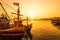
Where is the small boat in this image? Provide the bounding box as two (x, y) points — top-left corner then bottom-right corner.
(51, 17), (60, 26)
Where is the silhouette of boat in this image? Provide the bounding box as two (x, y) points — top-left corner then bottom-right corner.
(0, 2), (33, 40)
(51, 17), (60, 26)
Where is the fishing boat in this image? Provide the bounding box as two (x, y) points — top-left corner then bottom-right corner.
(0, 2), (33, 40)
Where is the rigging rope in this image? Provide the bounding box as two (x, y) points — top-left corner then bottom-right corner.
(0, 0), (16, 11)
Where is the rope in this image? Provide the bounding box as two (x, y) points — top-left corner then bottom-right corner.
(0, 0), (16, 11)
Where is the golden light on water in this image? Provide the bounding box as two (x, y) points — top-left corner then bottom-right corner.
(31, 20), (34, 24)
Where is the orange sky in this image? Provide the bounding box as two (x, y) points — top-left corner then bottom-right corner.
(0, 0), (60, 19)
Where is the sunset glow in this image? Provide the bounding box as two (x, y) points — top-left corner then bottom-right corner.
(27, 11), (35, 18)
(0, 1), (60, 40)
(0, 0), (60, 19)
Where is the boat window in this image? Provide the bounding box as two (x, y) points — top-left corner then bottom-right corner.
(0, 20), (1, 22)
(4, 19), (6, 21)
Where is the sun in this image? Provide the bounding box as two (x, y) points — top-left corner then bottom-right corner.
(27, 12), (35, 18)
(29, 13), (35, 18)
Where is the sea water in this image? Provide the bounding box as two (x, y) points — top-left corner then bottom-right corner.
(22, 20), (60, 40)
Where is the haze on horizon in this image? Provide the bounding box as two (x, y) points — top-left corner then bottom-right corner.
(0, 0), (60, 19)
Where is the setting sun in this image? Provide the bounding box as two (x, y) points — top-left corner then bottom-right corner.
(0, 0), (60, 19)
(28, 12), (35, 18)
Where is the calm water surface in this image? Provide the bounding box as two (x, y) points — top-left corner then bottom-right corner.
(23, 20), (60, 40)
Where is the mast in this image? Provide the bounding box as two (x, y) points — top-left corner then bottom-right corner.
(17, 4), (20, 27)
(13, 3), (20, 27)
(26, 16), (28, 26)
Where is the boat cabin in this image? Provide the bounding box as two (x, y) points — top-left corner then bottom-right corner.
(0, 16), (10, 29)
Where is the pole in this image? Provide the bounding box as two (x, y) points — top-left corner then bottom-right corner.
(17, 5), (19, 27)
(27, 16), (28, 26)
(16, 3), (23, 40)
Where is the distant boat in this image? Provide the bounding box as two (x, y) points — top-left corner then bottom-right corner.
(51, 17), (60, 26)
